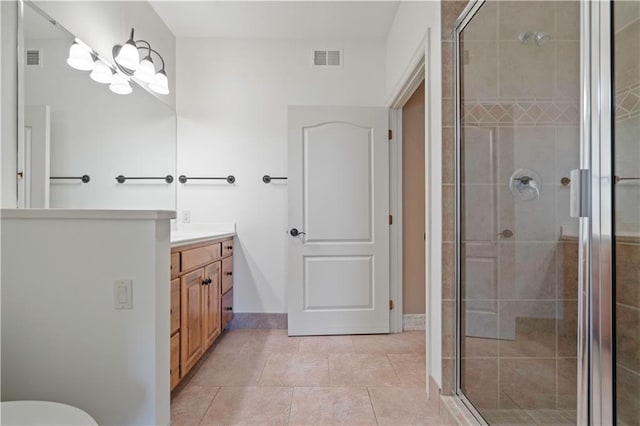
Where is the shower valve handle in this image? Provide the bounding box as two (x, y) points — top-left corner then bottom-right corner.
(497, 229), (514, 238)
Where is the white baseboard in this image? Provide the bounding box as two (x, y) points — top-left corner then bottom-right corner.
(403, 314), (426, 331)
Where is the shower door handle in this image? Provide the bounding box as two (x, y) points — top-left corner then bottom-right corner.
(570, 169), (589, 218)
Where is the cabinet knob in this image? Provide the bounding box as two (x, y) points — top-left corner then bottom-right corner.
(224, 306), (233, 311)
(202, 278), (212, 285)
(226, 272), (233, 276)
(226, 246), (233, 250)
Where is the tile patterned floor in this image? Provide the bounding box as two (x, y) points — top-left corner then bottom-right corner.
(171, 329), (449, 426)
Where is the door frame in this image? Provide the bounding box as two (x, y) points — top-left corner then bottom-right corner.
(586, 1), (615, 423)
(389, 57), (426, 335)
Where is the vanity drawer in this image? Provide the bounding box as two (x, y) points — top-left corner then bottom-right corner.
(222, 239), (234, 257)
(222, 289), (233, 330)
(170, 278), (180, 335)
(171, 253), (180, 277)
(182, 243), (221, 271)
(221, 256), (233, 294)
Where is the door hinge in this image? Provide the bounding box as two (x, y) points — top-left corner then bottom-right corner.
(388, 129), (393, 140)
(389, 300), (394, 310)
(389, 214), (393, 225)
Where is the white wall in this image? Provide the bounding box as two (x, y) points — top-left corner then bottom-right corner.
(385, 1), (442, 387)
(1, 211), (171, 426)
(177, 38), (386, 313)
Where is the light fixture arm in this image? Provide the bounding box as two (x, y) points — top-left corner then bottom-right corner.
(134, 40), (166, 71)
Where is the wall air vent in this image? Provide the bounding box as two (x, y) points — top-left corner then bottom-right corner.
(26, 49), (42, 67)
(312, 49), (343, 68)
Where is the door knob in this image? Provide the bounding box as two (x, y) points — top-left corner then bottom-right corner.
(289, 228), (306, 237)
(497, 229), (513, 238)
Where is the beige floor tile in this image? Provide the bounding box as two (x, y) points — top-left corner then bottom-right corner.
(352, 333), (424, 354)
(210, 330), (253, 354)
(171, 411), (207, 426)
(387, 353), (427, 388)
(259, 353), (330, 386)
(171, 385), (219, 425)
(329, 353), (400, 386)
(288, 387), (377, 425)
(172, 384), (220, 412)
(368, 386), (445, 425)
(298, 335), (355, 353)
(240, 330), (301, 353)
(189, 353), (268, 387)
(199, 386), (293, 425)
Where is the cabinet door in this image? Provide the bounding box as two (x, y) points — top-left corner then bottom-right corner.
(222, 289), (233, 330)
(180, 268), (204, 376)
(171, 278), (180, 335)
(221, 256), (233, 294)
(170, 332), (180, 390)
(203, 262), (222, 348)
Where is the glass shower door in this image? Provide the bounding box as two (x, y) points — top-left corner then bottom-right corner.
(455, 1), (581, 424)
(613, 2), (640, 424)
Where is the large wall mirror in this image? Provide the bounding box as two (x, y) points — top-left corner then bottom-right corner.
(19, 2), (176, 210)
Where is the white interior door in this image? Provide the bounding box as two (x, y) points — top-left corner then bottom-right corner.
(462, 127), (508, 339)
(287, 106), (389, 336)
(18, 105), (51, 208)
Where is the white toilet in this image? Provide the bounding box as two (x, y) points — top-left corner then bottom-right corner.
(0, 401), (98, 425)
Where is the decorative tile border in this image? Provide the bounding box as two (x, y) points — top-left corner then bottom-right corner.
(462, 98), (580, 127)
(615, 83), (640, 121)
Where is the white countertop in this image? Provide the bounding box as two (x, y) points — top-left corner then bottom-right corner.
(1, 209), (176, 220)
(171, 231), (235, 246)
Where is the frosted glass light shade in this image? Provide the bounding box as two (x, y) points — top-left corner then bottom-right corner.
(148, 70), (169, 95)
(90, 61), (113, 84)
(115, 41), (140, 71)
(133, 56), (156, 84)
(109, 73), (132, 95)
(67, 42), (94, 71)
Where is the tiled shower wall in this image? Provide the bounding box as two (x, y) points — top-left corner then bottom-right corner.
(440, 1), (581, 412)
(614, 3), (640, 424)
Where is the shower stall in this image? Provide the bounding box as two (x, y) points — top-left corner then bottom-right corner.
(453, 1), (639, 424)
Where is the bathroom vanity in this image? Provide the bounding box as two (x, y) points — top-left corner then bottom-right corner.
(169, 233), (235, 390)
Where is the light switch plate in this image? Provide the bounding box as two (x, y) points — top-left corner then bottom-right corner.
(114, 279), (133, 309)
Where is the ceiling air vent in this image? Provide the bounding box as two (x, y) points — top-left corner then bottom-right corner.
(312, 49), (342, 68)
(26, 49), (42, 67)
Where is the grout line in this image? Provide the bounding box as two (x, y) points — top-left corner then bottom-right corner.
(286, 387), (295, 425)
(366, 386), (380, 426)
(196, 386), (221, 426)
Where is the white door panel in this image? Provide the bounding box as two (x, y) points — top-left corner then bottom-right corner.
(288, 106), (389, 336)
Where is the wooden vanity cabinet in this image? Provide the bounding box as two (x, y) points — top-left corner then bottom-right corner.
(180, 269), (205, 375)
(203, 262), (222, 348)
(170, 236), (233, 391)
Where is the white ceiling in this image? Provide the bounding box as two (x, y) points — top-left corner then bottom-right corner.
(149, 1), (400, 40)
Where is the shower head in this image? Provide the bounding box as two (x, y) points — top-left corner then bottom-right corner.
(518, 31), (552, 47)
(518, 31), (534, 44)
(535, 32), (551, 46)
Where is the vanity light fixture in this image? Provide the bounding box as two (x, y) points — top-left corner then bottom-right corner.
(89, 61), (114, 84)
(66, 42), (94, 71)
(109, 72), (133, 95)
(113, 28), (170, 95)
